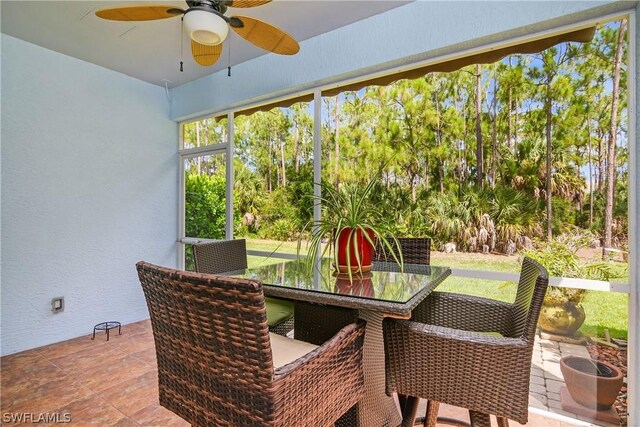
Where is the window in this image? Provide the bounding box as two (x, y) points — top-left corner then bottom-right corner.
(182, 117), (228, 149)
(233, 103), (314, 267)
(180, 116), (228, 270)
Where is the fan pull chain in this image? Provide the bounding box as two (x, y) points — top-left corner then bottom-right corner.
(227, 36), (231, 77)
(179, 17), (184, 72)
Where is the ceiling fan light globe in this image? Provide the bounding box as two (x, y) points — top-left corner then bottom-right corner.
(184, 10), (229, 46)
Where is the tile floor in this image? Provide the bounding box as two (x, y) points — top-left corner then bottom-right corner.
(0, 320), (601, 426)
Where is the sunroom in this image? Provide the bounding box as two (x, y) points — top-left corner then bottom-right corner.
(1, 1), (638, 426)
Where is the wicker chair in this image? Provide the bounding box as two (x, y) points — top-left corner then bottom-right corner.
(137, 261), (366, 427)
(373, 237), (431, 265)
(383, 257), (549, 427)
(192, 239), (294, 336)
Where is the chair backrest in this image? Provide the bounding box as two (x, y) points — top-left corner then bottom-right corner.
(511, 256), (549, 341)
(136, 261), (275, 426)
(373, 237), (431, 265)
(193, 239), (247, 274)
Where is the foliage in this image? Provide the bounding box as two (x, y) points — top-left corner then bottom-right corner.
(188, 22), (629, 259)
(421, 186), (540, 252)
(259, 218), (298, 242)
(523, 233), (620, 305)
(185, 173), (226, 239)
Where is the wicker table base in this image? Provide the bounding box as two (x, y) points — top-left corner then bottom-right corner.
(295, 302), (402, 427)
(358, 310), (403, 427)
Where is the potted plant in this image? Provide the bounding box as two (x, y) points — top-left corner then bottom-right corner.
(560, 355), (624, 409)
(524, 235), (618, 336)
(299, 178), (402, 281)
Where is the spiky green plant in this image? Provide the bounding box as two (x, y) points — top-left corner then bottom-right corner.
(298, 179), (403, 281)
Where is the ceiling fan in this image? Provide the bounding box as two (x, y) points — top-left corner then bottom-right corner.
(95, 0), (300, 68)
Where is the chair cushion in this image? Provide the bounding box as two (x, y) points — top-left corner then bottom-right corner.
(265, 297), (294, 326)
(475, 331), (503, 337)
(269, 333), (318, 368)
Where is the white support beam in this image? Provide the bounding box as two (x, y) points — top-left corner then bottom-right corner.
(226, 113), (234, 240)
(313, 89), (322, 230)
(177, 123), (186, 270)
(627, 8), (638, 427)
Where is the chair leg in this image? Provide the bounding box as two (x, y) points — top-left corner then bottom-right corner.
(497, 416), (509, 427)
(423, 400), (439, 427)
(469, 411), (491, 427)
(398, 394), (408, 413)
(400, 396), (420, 427)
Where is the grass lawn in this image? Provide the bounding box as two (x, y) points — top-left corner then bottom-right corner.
(244, 238), (629, 340)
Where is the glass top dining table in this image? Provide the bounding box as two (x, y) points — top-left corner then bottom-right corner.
(227, 258), (451, 427)
(227, 258), (451, 318)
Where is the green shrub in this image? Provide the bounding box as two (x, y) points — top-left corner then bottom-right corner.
(185, 173), (226, 239)
(258, 218), (298, 241)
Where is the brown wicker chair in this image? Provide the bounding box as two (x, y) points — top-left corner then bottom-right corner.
(383, 257), (549, 427)
(373, 237), (431, 265)
(137, 261), (366, 427)
(192, 239), (294, 336)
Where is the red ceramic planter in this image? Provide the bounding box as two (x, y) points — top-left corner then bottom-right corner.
(560, 355), (623, 410)
(336, 228), (374, 271)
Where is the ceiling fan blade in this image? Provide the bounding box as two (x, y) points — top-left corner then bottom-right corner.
(231, 16), (299, 55)
(228, 0), (272, 8)
(95, 5), (184, 21)
(191, 40), (222, 67)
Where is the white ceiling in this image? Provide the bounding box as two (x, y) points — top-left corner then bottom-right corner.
(1, 1), (409, 88)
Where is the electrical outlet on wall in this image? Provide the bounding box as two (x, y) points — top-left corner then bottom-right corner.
(51, 297), (64, 313)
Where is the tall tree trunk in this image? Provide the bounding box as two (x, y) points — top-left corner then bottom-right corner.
(267, 135), (272, 192)
(410, 173), (417, 204)
(433, 77), (444, 193)
(587, 112), (594, 226)
(490, 66), (498, 189)
(454, 86), (464, 182)
(475, 64), (484, 188)
(545, 79), (553, 241)
(424, 155), (429, 191)
(514, 97), (519, 156)
(279, 129), (286, 187)
(603, 19), (626, 256)
(196, 122), (202, 173)
(507, 57), (513, 153)
(462, 111), (468, 183)
(205, 119), (211, 146)
(294, 118), (300, 173)
(598, 134), (605, 192)
(334, 96), (341, 189)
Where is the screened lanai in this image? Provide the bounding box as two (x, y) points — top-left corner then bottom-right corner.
(1, 1), (639, 426)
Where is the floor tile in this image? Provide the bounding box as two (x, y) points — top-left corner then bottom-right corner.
(2, 374), (96, 415)
(128, 349), (157, 368)
(113, 333), (154, 356)
(129, 404), (190, 427)
(73, 353), (154, 393)
(101, 371), (159, 417)
(48, 343), (125, 374)
(36, 334), (109, 360)
(50, 395), (127, 425)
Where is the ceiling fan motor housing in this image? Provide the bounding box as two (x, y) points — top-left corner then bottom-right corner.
(183, 7), (229, 46)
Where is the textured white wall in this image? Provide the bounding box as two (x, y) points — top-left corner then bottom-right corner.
(170, 1), (632, 120)
(0, 35), (179, 356)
